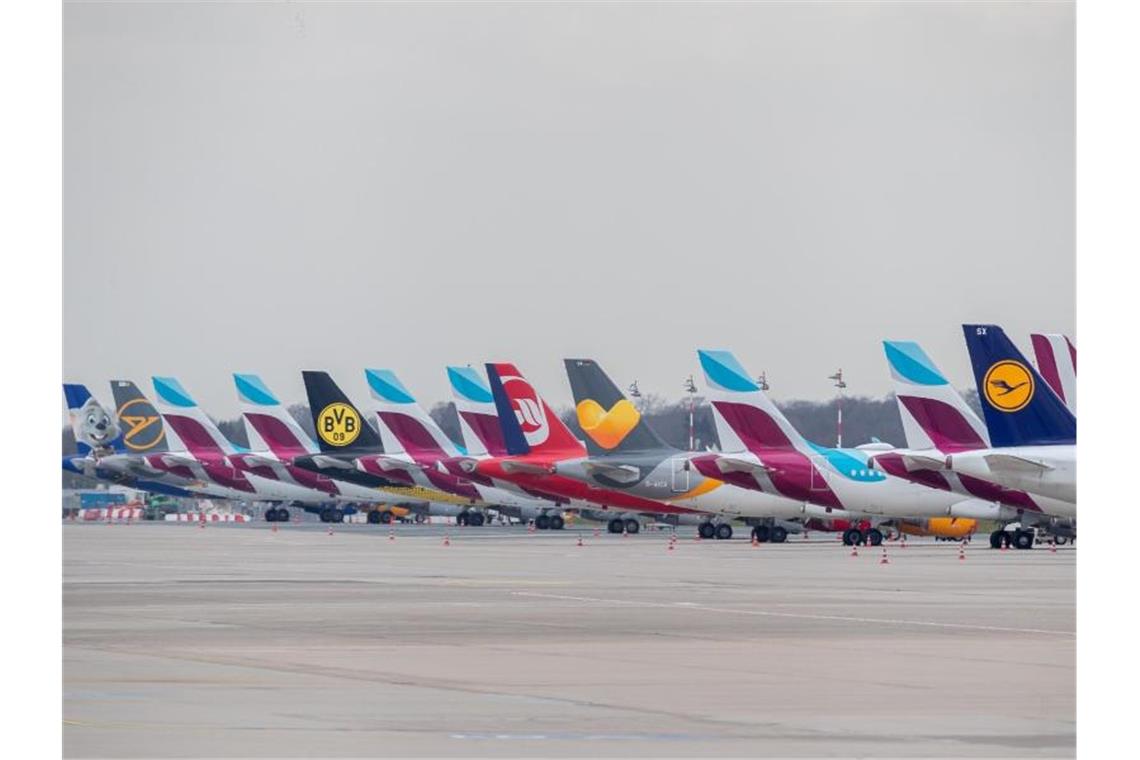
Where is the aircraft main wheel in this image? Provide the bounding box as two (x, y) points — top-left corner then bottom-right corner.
(868, 529), (884, 546)
(549, 515), (565, 530)
(752, 525), (770, 543)
(457, 512), (469, 527)
(989, 530), (1005, 549)
(1013, 529), (1034, 550)
(715, 523), (733, 540)
(277, 508), (289, 522)
(319, 508), (331, 523)
(698, 522), (716, 540)
(842, 528), (862, 546)
(608, 518), (624, 534)
(380, 510), (393, 524)
(535, 514), (551, 530)
(1055, 536), (1068, 546)
(770, 526), (788, 543)
(469, 512), (485, 527)
(265, 509), (277, 522)
(367, 510), (381, 524)
(330, 507), (345, 523)
(624, 519), (640, 535)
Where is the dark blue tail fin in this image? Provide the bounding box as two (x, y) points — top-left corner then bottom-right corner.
(962, 324), (1076, 446)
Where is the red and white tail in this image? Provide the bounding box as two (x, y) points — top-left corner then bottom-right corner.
(1030, 334), (1077, 414)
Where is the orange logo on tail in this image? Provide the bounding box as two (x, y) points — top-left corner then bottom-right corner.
(576, 399), (641, 450)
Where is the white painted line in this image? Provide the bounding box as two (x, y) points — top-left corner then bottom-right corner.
(510, 591), (1075, 637)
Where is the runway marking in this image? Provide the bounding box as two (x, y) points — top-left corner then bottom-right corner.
(510, 592), (1075, 637)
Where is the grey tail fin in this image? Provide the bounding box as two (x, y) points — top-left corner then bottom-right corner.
(563, 358), (668, 456)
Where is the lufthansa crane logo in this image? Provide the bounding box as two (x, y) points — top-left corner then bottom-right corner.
(317, 402), (361, 446)
(983, 360), (1034, 412)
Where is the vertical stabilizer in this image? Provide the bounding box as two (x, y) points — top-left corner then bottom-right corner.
(882, 341), (989, 452)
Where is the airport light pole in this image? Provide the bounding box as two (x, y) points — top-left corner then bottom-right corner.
(756, 372), (770, 391)
(828, 369), (846, 448)
(684, 375), (698, 451)
(627, 380), (642, 410)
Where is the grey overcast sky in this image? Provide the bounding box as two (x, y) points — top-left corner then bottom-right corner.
(64, 1), (1074, 419)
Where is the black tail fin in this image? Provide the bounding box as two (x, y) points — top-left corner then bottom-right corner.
(563, 359), (668, 456)
(301, 371), (383, 453)
(108, 380), (170, 454)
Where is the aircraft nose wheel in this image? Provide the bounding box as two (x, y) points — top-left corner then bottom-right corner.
(769, 525), (787, 543)
(842, 528), (863, 546)
(751, 525), (770, 543)
(867, 529), (883, 546)
(535, 514), (551, 530)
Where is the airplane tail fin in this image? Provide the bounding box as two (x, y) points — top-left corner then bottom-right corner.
(447, 365), (503, 457)
(882, 341), (989, 452)
(962, 325), (1076, 446)
(696, 349), (807, 453)
(151, 377), (237, 455)
(364, 369), (460, 458)
(300, 371), (384, 454)
(234, 374), (317, 456)
(1030, 334), (1077, 414)
(485, 362), (583, 457)
(64, 384), (122, 456)
(564, 359), (666, 455)
(109, 380), (173, 454)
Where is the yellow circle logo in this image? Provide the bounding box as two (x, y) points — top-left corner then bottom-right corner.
(317, 402), (361, 446)
(983, 360), (1034, 412)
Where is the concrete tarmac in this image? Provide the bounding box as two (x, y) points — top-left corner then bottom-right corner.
(64, 522), (1075, 757)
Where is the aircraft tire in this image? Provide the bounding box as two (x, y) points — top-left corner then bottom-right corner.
(842, 528), (862, 546)
(715, 523), (733, 540)
(549, 515), (565, 530)
(535, 515), (551, 530)
(698, 522), (716, 540)
(607, 518), (624, 534)
(624, 518), (640, 535)
(770, 526), (788, 543)
(989, 530), (1005, 549)
(380, 510), (393, 524)
(752, 525), (770, 543)
(319, 508), (331, 523)
(265, 509), (277, 523)
(868, 529), (884, 546)
(1013, 529), (1034, 550)
(277, 508), (289, 522)
(330, 507), (345, 523)
(367, 510), (382, 525)
(470, 512), (485, 527)
(457, 512), (469, 527)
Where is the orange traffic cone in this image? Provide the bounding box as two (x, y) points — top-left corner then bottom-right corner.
(1050, 540), (1057, 554)
(577, 535), (584, 547)
(271, 523), (278, 534)
(443, 534), (451, 547)
(327, 525), (333, 536)
(388, 528), (395, 542)
(593, 528), (600, 538)
(958, 544), (966, 561)
(751, 535), (759, 547)
(850, 543), (858, 557)
(880, 547), (890, 565)
(900, 535), (907, 549)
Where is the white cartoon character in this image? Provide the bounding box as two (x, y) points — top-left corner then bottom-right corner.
(74, 397), (121, 455)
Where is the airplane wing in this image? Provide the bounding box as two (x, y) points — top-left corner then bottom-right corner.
(983, 453), (1054, 473)
(581, 461), (641, 484)
(502, 460), (555, 475)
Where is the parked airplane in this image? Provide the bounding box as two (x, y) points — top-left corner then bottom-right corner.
(871, 340), (1075, 549)
(937, 325), (1077, 507)
(444, 365), (587, 528)
(62, 383), (196, 498)
(690, 350), (998, 545)
(472, 362), (710, 534)
(1030, 333), (1076, 414)
(554, 358), (856, 541)
(291, 371), (490, 523)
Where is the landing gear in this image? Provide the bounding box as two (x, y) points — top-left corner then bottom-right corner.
(468, 511), (485, 527)
(698, 522), (716, 540)
(752, 525), (770, 543)
(769, 525), (787, 544)
(549, 515), (565, 530)
(867, 528), (884, 547)
(624, 518), (640, 535)
(1013, 529), (1034, 550)
(367, 510), (382, 525)
(714, 523), (733, 540)
(607, 518), (625, 534)
(319, 507), (344, 523)
(265, 507), (290, 522)
(989, 530), (1010, 549)
(842, 528), (863, 546)
(535, 514), (551, 530)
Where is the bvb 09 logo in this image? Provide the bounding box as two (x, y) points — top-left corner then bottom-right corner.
(983, 360), (1035, 413)
(318, 402), (361, 446)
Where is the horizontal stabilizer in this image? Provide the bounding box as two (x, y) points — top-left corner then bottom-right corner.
(236, 453), (281, 469)
(901, 454), (949, 471)
(983, 452), (1054, 473)
(581, 461), (642, 484)
(501, 460), (555, 475)
(310, 455), (356, 471)
(362, 455), (421, 473)
(159, 453), (199, 469)
(715, 456), (777, 477)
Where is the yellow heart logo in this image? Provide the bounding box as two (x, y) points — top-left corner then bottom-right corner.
(576, 398), (641, 450)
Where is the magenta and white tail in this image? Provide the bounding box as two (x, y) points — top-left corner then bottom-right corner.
(233, 374), (317, 457)
(1030, 334), (1076, 414)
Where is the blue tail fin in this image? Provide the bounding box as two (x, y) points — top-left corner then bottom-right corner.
(64, 384), (123, 455)
(962, 324), (1076, 446)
